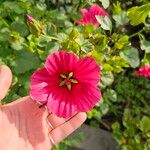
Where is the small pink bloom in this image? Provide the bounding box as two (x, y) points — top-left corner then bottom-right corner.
(30, 51), (101, 118)
(135, 65), (150, 78)
(77, 4), (108, 27)
(26, 14), (34, 23)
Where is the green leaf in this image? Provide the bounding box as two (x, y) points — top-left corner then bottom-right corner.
(0, 28), (10, 42)
(38, 35), (53, 47)
(11, 22), (29, 37)
(18, 72), (31, 85)
(47, 42), (59, 53)
(123, 108), (131, 120)
(115, 35), (129, 50)
(61, 39), (80, 53)
(99, 0), (110, 9)
(120, 47), (140, 68)
(140, 116), (150, 132)
(69, 28), (79, 40)
(113, 2), (122, 15)
(100, 101), (109, 115)
(0, 58), (5, 65)
(103, 63), (113, 72)
(113, 11), (129, 26)
(96, 16), (112, 31)
(104, 89), (117, 102)
(91, 50), (103, 64)
(10, 40), (24, 51)
(90, 34), (108, 52)
(127, 4), (150, 26)
(112, 122), (120, 130)
(87, 109), (101, 120)
(99, 71), (114, 88)
(3, 1), (25, 14)
(143, 53), (150, 64)
(81, 40), (94, 53)
(107, 56), (129, 73)
(140, 39), (150, 53)
(28, 21), (45, 37)
(12, 51), (41, 74)
(83, 24), (95, 38)
(57, 33), (68, 42)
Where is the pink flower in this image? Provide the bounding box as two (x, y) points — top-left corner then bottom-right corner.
(77, 4), (108, 27)
(26, 14), (34, 23)
(30, 51), (101, 118)
(135, 65), (150, 78)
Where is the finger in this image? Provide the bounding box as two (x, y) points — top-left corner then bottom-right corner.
(47, 113), (68, 129)
(49, 112), (87, 144)
(0, 65), (12, 101)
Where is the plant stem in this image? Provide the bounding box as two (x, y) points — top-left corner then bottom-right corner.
(129, 28), (145, 39)
(41, 35), (61, 42)
(0, 16), (9, 27)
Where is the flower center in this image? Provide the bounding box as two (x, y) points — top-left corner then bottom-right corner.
(59, 72), (78, 90)
(65, 78), (71, 84)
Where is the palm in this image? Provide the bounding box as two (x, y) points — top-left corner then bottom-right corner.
(0, 66), (86, 150)
(0, 96), (51, 150)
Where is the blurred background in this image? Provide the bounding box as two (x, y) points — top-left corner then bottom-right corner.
(0, 0), (150, 150)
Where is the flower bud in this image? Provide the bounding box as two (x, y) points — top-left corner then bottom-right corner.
(26, 14), (34, 23)
(26, 14), (45, 37)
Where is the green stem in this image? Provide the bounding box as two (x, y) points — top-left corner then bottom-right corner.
(41, 35), (61, 42)
(129, 28), (145, 39)
(140, 98), (150, 111)
(0, 16), (10, 27)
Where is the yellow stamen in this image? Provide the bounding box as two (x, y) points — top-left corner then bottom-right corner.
(67, 84), (71, 90)
(59, 80), (65, 86)
(71, 79), (78, 83)
(68, 72), (73, 78)
(60, 74), (67, 78)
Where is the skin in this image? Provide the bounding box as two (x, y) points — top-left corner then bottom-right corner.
(0, 65), (87, 150)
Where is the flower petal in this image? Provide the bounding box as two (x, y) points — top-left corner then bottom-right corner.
(45, 50), (78, 75)
(89, 4), (108, 26)
(30, 68), (60, 102)
(90, 4), (108, 17)
(30, 68), (51, 102)
(77, 4), (108, 27)
(77, 87), (101, 111)
(135, 65), (150, 78)
(74, 57), (100, 85)
(47, 87), (77, 118)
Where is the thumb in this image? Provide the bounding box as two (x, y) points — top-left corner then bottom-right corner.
(0, 65), (12, 101)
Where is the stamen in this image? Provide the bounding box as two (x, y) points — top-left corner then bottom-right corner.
(59, 80), (65, 86)
(59, 72), (78, 90)
(60, 74), (67, 78)
(68, 72), (73, 78)
(67, 84), (71, 90)
(71, 79), (78, 83)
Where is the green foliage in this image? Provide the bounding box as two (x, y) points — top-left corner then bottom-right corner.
(140, 39), (150, 53)
(140, 116), (150, 132)
(110, 76), (150, 150)
(96, 16), (112, 31)
(0, 0), (150, 149)
(100, 0), (110, 9)
(120, 47), (140, 68)
(127, 3), (150, 26)
(12, 50), (41, 74)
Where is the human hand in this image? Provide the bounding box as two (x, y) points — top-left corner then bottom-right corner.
(0, 65), (87, 150)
